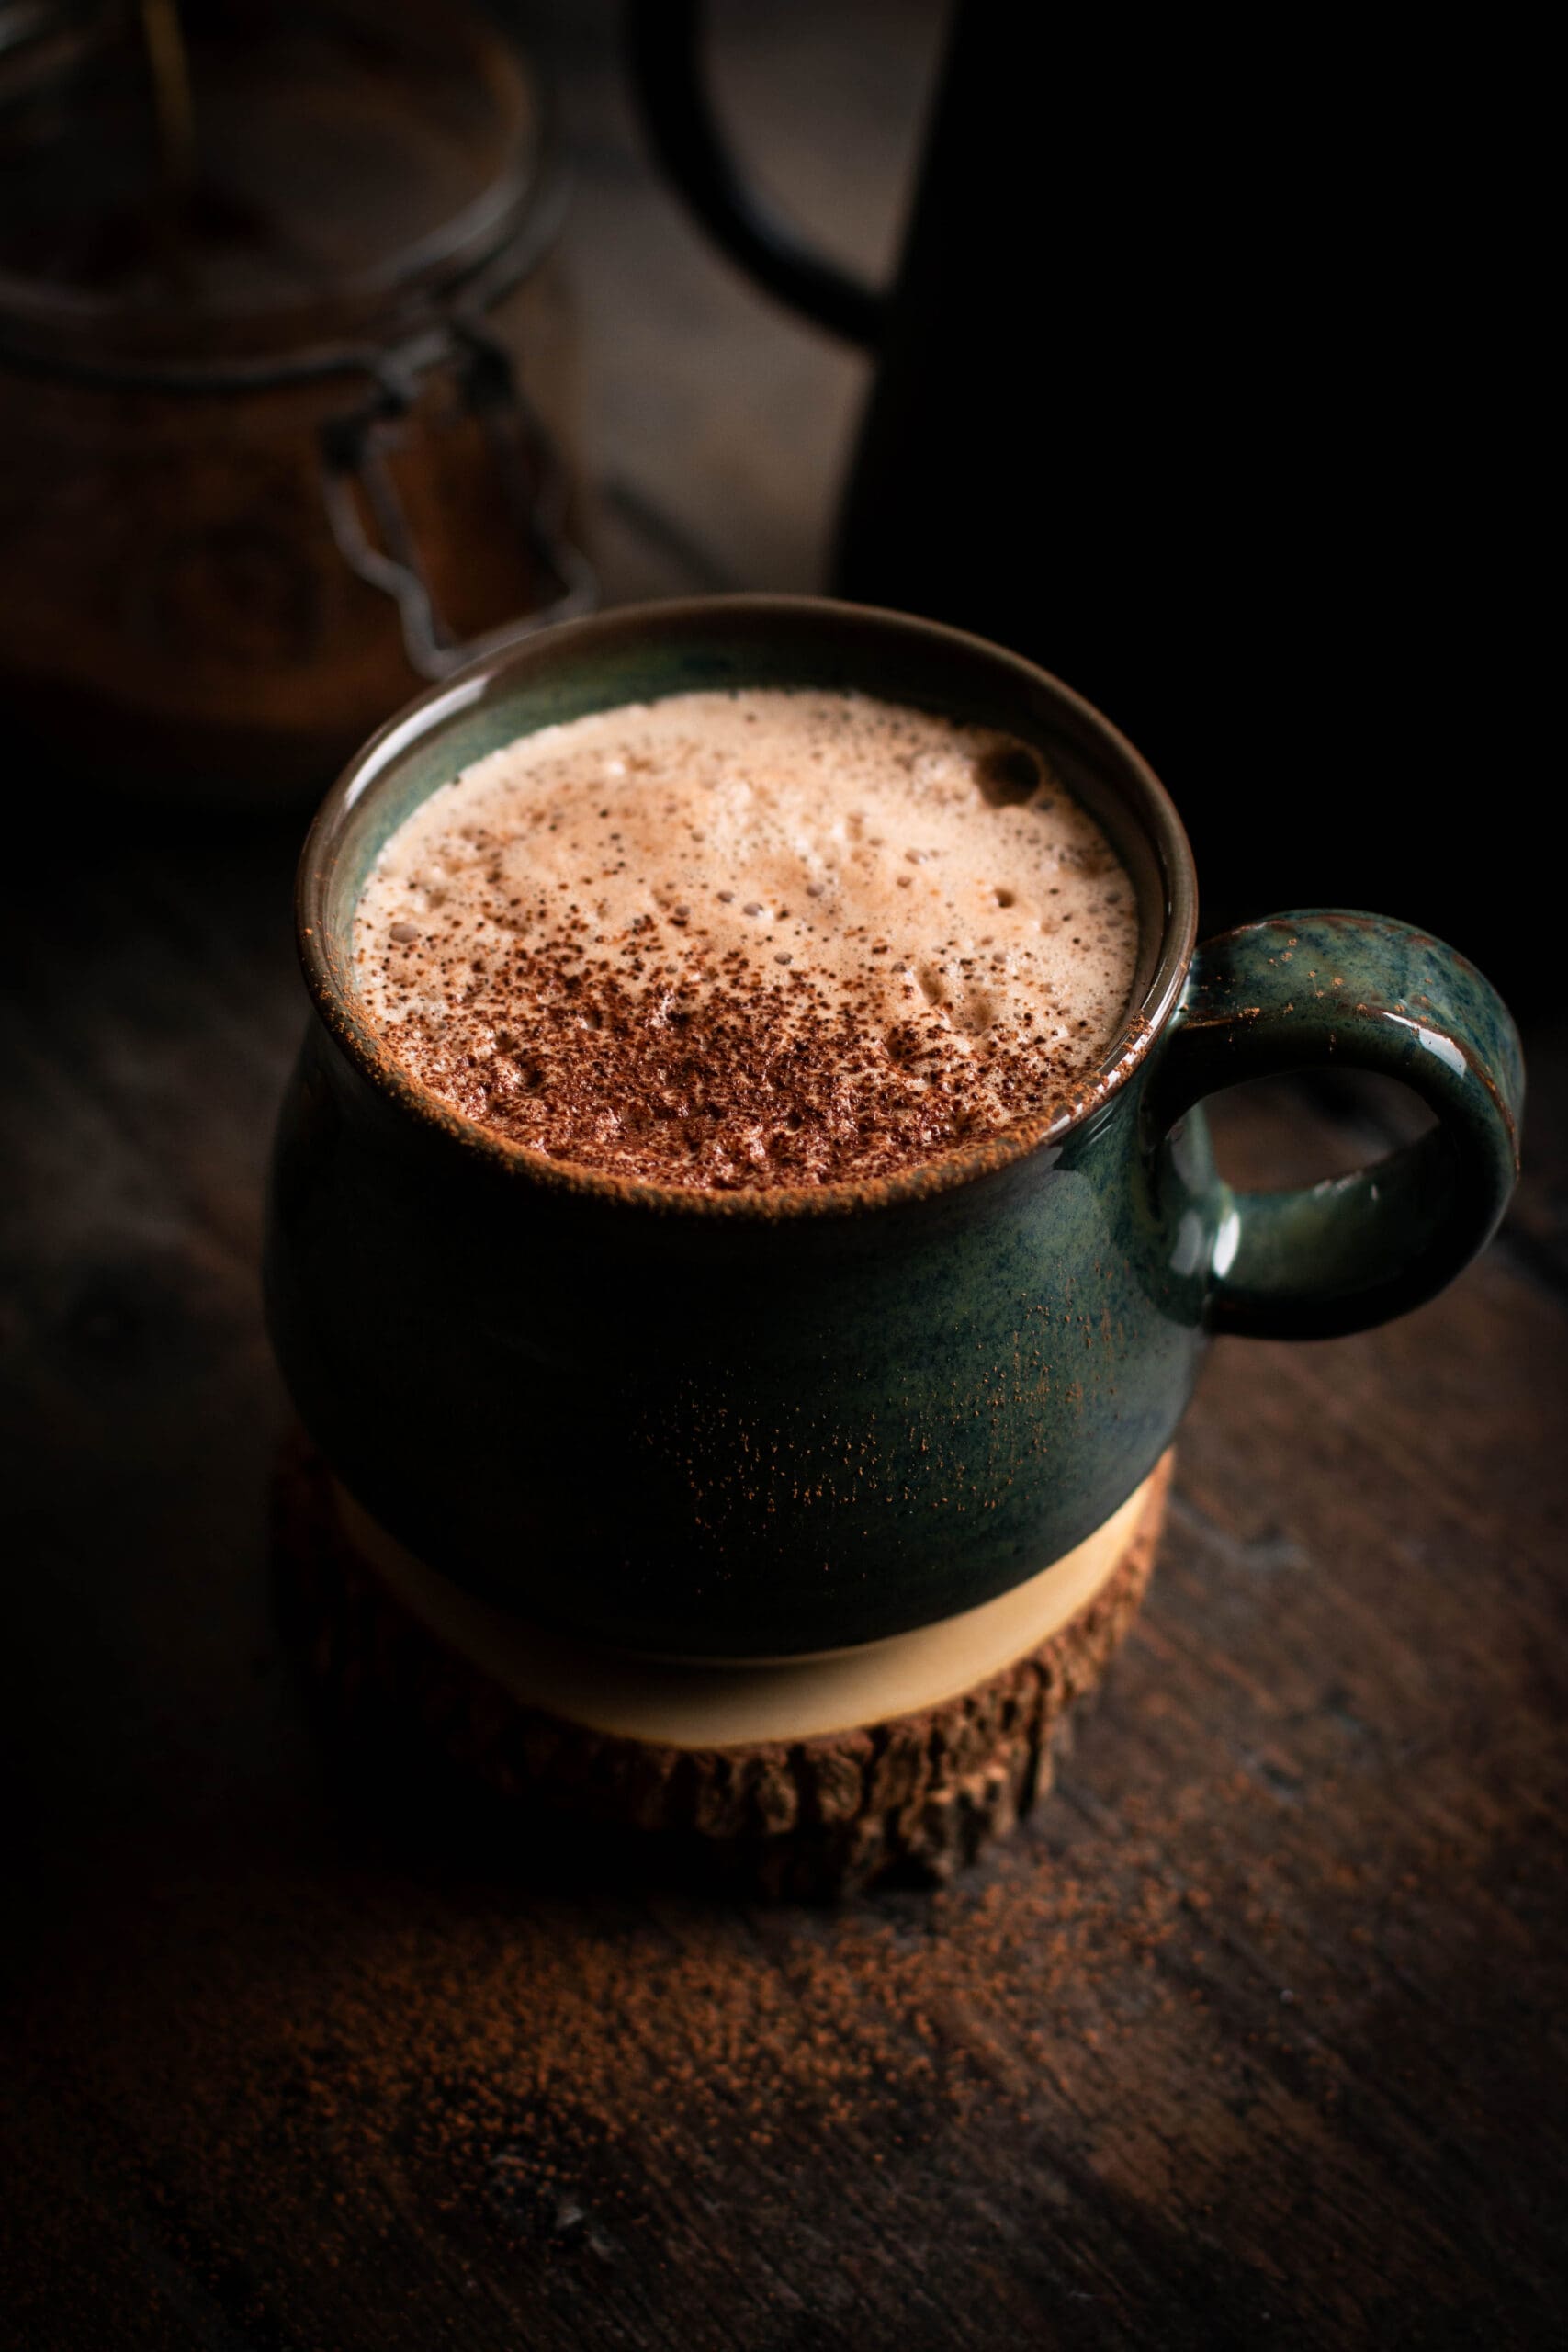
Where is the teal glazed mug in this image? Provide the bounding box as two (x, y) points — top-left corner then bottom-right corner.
(265, 596), (1524, 1657)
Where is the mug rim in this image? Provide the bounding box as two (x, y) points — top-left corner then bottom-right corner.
(296, 593), (1199, 1218)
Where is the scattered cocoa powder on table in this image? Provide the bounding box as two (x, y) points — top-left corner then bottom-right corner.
(16, 1774), (1352, 2262)
(16, 1716), (1483, 2352)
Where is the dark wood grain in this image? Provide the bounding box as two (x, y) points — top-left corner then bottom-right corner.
(4, 7), (1566, 2347)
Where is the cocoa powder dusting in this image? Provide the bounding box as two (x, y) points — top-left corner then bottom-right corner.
(367, 962), (1091, 1190)
(353, 690), (1140, 1189)
(25, 1838), (1185, 2248)
(17, 1770), (1365, 2295)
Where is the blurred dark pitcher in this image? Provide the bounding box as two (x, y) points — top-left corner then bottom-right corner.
(629, 3), (1539, 990)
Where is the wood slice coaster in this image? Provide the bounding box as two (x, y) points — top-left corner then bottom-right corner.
(273, 1433), (1171, 1898)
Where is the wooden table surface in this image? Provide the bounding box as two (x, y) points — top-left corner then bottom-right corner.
(5, 8), (1567, 2346)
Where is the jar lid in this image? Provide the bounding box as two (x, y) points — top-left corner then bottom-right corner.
(0, 0), (558, 376)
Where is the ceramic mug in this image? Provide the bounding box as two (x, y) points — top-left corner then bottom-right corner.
(265, 595), (1523, 1657)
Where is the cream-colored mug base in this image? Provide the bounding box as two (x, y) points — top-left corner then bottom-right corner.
(275, 1436), (1170, 1893)
(334, 1462), (1170, 1749)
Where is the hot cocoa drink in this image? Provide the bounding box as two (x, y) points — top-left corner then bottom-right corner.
(353, 689), (1139, 1189)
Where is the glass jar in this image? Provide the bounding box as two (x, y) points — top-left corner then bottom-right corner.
(0, 0), (592, 802)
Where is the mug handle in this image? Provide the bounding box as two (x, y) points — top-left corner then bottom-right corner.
(1145, 910), (1524, 1340)
(626, 0), (886, 347)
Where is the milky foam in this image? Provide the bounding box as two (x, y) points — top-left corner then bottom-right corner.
(353, 689), (1139, 1189)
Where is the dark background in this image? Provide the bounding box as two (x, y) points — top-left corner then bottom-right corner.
(4, 6), (1566, 2346)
